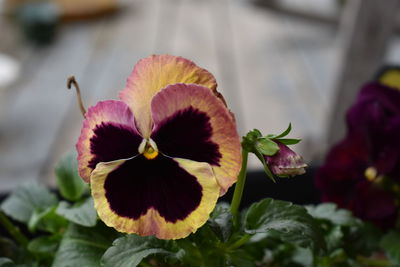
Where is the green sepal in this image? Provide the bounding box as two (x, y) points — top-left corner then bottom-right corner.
(255, 138), (279, 156)
(254, 150), (276, 183)
(268, 123), (292, 139)
(276, 138), (301, 145)
(242, 129), (262, 152)
(242, 129), (277, 182)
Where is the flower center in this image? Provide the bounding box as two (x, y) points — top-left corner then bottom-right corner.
(138, 138), (159, 160)
(364, 166), (377, 182)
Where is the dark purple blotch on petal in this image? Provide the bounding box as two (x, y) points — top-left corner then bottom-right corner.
(152, 106), (222, 166)
(89, 122), (142, 170)
(104, 155), (202, 223)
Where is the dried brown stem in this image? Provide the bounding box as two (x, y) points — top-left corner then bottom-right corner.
(67, 76), (86, 118)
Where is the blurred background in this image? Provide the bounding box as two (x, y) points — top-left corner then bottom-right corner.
(0, 0), (399, 192)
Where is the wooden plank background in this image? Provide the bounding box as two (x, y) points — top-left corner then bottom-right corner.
(0, 0), (350, 191)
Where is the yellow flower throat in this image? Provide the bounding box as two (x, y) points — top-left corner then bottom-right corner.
(143, 145), (158, 160)
(139, 139), (159, 160)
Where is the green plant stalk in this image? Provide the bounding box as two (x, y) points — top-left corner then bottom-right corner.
(230, 148), (249, 222)
(228, 234), (251, 250)
(0, 211), (29, 248)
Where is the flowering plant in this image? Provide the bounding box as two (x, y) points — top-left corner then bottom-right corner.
(0, 57), (399, 267)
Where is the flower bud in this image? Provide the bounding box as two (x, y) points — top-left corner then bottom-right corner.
(264, 142), (306, 177)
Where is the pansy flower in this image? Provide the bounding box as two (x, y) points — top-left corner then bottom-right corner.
(315, 136), (398, 228)
(315, 82), (400, 228)
(76, 55), (241, 239)
(346, 82), (400, 179)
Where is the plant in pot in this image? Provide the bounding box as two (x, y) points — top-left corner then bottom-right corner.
(0, 56), (399, 267)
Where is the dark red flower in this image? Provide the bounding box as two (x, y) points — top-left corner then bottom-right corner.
(315, 82), (400, 228)
(346, 83), (400, 179)
(315, 137), (397, 228)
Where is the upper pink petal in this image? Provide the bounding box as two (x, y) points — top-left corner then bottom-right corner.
(119, 55), (217, 138)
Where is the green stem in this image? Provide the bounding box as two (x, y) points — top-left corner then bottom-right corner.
(0, 211), (29, 248)
(228, 234), (251, 250)
(230, 149), (249, 223)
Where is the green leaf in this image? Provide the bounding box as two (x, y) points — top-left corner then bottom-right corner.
(291, 247), (313, 266)
(0, 258), (13, 267)
(305, 203), (357, 226)
(273, 123), (292, 139)
(345, 222), (381, 256)
(102, 235), (175, 267)
(52, 222), (119, 267)
(208, 203), (232, 242)
(255, 138), (279, 156)
(28, 235), (60, 255)
(56, 198), (97, 227)
(324, 226), (344, 252)
(244, 198), (325, 251)
(28, 206), (67, 233)
(55, 151), (88, 201)
(276, 138), (301, 145)
(1, 182), (57, 223)
(381, 231), (400, 265)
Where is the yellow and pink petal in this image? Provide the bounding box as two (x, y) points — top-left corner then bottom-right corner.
(150, 84), (242, 194)
(119, 55), (217, 138)
(90, 156), (220, 239)
(76, 100), (142, 182)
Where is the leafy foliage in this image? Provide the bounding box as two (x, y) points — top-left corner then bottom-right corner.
(28, 206), (68, 233)
(306, 203), (382, 266)
(102, 235), (179, 267)
(208, 203), (233, 242)
(244, 198), (325, 251)
(305, 203), (357, 226)
(381, 230), (400, 265)
(56, 198), (97, 227)
(0, 129), (397, 266)
(0, 258), (13, 267)
(52, 222), (119, 267)
(0, 188), (394, 267)
(1, 182), (57, 223)
(55, 151), (88, 201)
